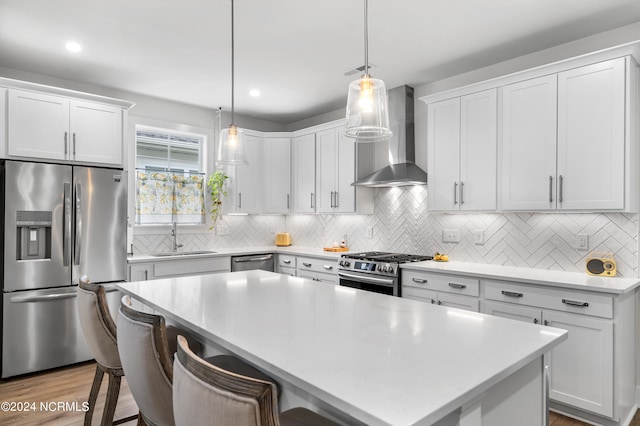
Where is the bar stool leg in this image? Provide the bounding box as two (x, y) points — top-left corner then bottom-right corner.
(84, 364), (105, 426)
(101, 369), (122, 425)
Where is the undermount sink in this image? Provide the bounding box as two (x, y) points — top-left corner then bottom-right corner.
(150, 250), (217, 257)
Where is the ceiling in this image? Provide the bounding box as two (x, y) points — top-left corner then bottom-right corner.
(2, 0), (640, 124)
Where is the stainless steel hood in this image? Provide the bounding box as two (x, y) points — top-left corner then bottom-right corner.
(351, 85), (427, 187)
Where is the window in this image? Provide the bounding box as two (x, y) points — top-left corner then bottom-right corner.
(135, 126), (206, 225)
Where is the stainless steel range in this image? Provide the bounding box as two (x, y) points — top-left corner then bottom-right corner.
(338, 251), (432, 297)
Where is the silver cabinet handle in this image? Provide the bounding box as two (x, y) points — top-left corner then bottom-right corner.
(448, 282), (466, 289)
(460, 182), (464, 205)
(501, 290), (523, 298)
(283, 259), (292, 264)
(286, 194), (290, 209)
(144, 270), (148, 280)
(412, 277), (427, 284)
(64, 131), (68, 155)
(73, 132), (76, 157)
(302, 262), (312, 267)
(544, 320), (549, 326)
(310, 193), (315, 209)
(437, 300), (442, 305)
(323, 265), (333, 270)
(562, 298), (589, 307)
(63, 183), (72, 267)
(234, 255), (274, 262)
(73, 183), (82, 266)
(330, 191), (335, 208)
(334, 191), (339, 208)
(549, 176), (553, 203)
(238, 193), (242, 209)
(559, 175), (563, 203)
(453, 182), (458, 205)
(430, 299), (436, 304)
(533, 318), (539, 324)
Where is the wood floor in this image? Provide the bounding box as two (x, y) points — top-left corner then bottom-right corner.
(0, 361), (638, 425)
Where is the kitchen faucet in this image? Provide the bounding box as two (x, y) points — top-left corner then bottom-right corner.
(171, 221), (183, 252)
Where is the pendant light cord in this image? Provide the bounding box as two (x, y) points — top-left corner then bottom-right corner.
(231, 0), (235, 125)
(364, 0), (369, 76)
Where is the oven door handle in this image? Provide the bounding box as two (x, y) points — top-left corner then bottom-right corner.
(338, 272), (395, 287)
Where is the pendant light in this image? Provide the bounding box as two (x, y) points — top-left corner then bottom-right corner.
(217, 0), (248, 165)
(345, 0), (392, 142)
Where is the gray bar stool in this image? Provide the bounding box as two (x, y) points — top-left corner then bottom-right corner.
(76, 276), (137, 426)
(117, 296), (279, 426)
(173, 335), (341, 426)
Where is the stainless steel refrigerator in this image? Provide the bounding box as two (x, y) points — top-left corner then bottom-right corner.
(1, 160), (127, 378)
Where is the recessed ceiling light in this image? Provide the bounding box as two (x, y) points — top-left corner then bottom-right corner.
(249, 89), (260, 97)
(65, 41), (82, 53)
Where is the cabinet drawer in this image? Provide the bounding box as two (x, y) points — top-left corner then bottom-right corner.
(296, 256), (337, 274)
(402, 270), (480, 296)
(403, 286), (437, 304)
(277, 255), (297, 269)
(298, 271), (337, 285)
(154, 256), (231, 278)
(484, 280), (613, 319)
(278, 266), (296, 277)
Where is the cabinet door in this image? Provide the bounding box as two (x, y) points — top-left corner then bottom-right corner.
(316, 128), (337, 213)
(437, 293), (479, 312)
(501, 75), (557, 210)
(557, 58), (625, 210)
(427, 98), (460, 211)
(544, 310), (613, 417)
(129, 264), (153, 281)
(335, 132), (356, 213)
(484, 300), (541, 324)
(234, 134), (263, 213)
(292, 134), (316, 213)
(263, 137), (291, 213)
(460, 89), (497, 211)
(0, 88), (6, 158)
(7, 89), (69, 160)
(70, 100), (123, 165)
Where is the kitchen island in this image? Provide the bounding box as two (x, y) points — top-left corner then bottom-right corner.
(118, 270), (567, 426)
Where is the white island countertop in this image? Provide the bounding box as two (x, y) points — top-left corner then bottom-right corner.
(119, 270), (567, 426)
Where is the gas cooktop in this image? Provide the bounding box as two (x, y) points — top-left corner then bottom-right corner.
(342, 251), (433, 263)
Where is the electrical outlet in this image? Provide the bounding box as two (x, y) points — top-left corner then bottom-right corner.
(217, 225), (229, 236)
(576, 234), (589, 251)
(442, 229), (460, 243)
(473, 230), (484, 245)
(365, 226), (373, 239)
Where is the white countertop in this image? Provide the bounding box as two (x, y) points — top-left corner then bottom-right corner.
(118, 270), (567, 426)
(402, 260), (640, 294)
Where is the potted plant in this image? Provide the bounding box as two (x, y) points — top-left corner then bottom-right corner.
(207, 170), (229, 230)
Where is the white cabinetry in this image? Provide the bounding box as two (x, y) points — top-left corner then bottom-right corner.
(296, 256), (338, 285)
(316, 127), (356, 213)
(263, 137), (291, 213)
(276, 254), (296, 276)
(226, 133), (262, 214)
(483, 281), (614, 418)
(427, 89), (497, 211)
(402, 270), (480, 312)
(7, 89), (123, 165)
(128, 256), (231, 281)
(291, 133), (316, 213)
(500, 57), (630, 211)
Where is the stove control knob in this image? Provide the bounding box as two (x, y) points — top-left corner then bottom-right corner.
(342, 260), (350, 267)
(388, 266), (395, 274)
(376, 265), (381, 272)
(382, 265), (389, 272)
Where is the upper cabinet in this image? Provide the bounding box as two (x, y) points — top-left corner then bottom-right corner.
(423, 54), (638, 213)
(501, 58), (628, 211)
(263, 136), (291, 214)
(6, 88), (127, 166)
(427, 89), (497, 211)
(226, 133), (263, 214)
(291, 133), (316, 213)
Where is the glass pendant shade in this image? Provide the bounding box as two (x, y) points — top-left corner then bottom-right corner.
(217, 124), (247, 166)
(345, 74), (392, 141)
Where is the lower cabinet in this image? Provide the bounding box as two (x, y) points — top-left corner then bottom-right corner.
(401, 270), (480, 312)
(483, 281), (615, 419)
(275, 254), (338, 284)
(128, 256), (231, 281)
(276, 254), (296, 276)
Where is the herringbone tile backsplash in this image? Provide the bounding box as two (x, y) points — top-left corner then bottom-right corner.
(134, 186), (639, 277)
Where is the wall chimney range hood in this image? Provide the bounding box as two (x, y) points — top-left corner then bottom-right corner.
(351, 85), (427, 187)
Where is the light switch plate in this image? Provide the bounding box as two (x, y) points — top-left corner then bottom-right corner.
(576, 234), (589, 251)
(365, 226), (373, 239)
(473, 230), (484, 245)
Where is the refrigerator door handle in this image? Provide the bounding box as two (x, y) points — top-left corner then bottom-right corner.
(63, 183), (72, 267)
(10, 292), (77, 303)
(73, 183), (82, 265)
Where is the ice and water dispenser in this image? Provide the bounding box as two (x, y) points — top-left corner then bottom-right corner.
(16, 211), (52, 260)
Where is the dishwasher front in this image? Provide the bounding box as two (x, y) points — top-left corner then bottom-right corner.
(230, 254), (275, 272)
